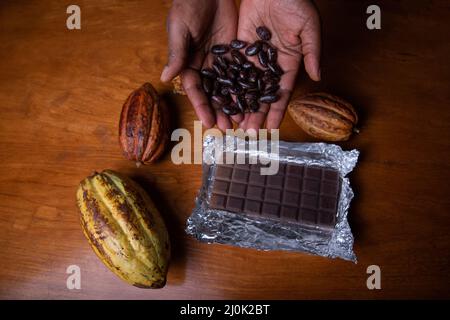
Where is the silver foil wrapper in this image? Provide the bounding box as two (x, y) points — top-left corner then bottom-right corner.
(186, 136), (359, 262)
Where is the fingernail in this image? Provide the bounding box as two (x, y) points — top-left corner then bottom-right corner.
(160, 65), (169, 82)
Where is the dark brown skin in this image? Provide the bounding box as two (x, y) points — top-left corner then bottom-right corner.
(160, 0), (239, 131)
(237, 0), (321, 130)
(161, 0), (321, 131)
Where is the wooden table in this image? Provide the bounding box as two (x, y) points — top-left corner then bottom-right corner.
(0, 0), (449, 299)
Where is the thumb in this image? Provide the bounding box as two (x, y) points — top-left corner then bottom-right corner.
(161, 19), (189, 82)
(300, 13), (321, 81)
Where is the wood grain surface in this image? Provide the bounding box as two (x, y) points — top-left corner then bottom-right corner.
(0, 0), (449, 299)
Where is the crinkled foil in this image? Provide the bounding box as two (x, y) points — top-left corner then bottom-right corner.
(186, 136), (359, 262)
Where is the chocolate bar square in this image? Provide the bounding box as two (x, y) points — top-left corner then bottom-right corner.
(209, 163), (340, 229)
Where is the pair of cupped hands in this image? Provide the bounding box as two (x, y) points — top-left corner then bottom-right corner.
(160, 0), (321, 131)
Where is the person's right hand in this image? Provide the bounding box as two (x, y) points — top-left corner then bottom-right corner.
(160, 0), (241, 131)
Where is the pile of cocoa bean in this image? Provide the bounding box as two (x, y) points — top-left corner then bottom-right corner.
(201, 26), (283, 116)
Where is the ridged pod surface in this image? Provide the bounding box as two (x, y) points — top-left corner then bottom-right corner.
(76, 170), (170, 288)
(119, 83), (169, 166)
(288, 92), (359, 141)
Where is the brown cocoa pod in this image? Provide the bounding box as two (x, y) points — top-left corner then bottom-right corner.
(288, 92), (358, 141)
(119, 83), (169, 165)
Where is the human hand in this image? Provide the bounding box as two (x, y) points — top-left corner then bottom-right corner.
(160, 0), (241, 130)
(237, 0), (321, 130)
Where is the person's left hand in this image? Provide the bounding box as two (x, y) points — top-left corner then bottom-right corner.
(237, 0), (322, 130)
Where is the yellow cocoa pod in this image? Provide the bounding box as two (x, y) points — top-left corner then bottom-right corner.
(76, 170), (170, 288)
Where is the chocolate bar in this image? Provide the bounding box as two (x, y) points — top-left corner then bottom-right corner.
(209, 163), (341, 229)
